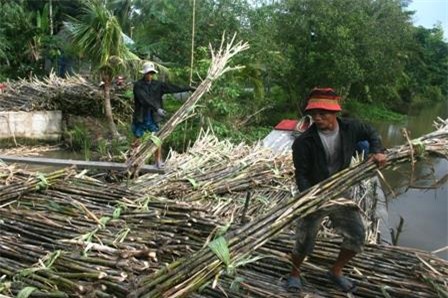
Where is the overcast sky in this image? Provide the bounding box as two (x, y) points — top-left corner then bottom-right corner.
(407, 0), (448, 40)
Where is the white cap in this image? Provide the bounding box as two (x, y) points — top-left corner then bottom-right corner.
(140, 62), (158, 74)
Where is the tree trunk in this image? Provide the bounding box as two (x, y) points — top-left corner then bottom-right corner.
(103, 80), (118, 138)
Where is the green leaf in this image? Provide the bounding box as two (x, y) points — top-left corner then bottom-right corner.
(113, 206), (122, 219)
(114, 227), (131, 244)
(35, 173), (49, 190)
(411, 140), (426, 157)
(142, 132), (162, 147)
(17, 267), (41, 277)
(99, 216), (111, 227)
(381, 285), (392, 298)
(216, 221), (231, 237)
(17, 286), (37, 298)
(208, 236), (230, 266)
(44, 250), (61, 268)
(230, 276), (245, 292)
(186, 177), (198, 189)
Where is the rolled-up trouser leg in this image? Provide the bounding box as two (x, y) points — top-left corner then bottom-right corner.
(293, 211), (326, 257)
(329, 206), (366, 253)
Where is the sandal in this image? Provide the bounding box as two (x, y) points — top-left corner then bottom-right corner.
(326, 271), (357, 293)
(286, 276), (302, 293)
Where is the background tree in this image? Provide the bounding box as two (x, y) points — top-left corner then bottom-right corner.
(64, 0), (139, 137)
(0, 0), (446, 148)
(404, 25), (448, 107)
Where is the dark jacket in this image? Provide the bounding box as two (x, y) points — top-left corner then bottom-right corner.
(292, 117), (384, 192)
(133, 78), (191, 123)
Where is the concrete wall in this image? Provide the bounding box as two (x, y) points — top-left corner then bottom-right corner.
(0, 111), (62, 140)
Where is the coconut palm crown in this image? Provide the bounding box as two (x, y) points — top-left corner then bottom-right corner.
(64, 0), (139, 137)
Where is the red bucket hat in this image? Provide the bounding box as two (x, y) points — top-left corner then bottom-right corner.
(304, 88), (341, 112)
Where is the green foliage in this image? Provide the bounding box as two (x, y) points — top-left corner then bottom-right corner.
(0, 0), (447, 145)
(404, 25), (448, 105)
(16, 287), (37, 298)
(208, 236), (231, 267)
(35, 173), (49, 190)
(64, 0), (139, 78)
(0, 1), (37, 77)
(64, 0), (140, 136)
(344, 100), (405, 122)
(66, 124), (92, 160)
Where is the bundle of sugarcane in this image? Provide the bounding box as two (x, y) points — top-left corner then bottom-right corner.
(130, 118), (448, 297)
(0, 72), (101, 112)
(0, 72), (133, 119)
(130, 130), (294, 202)
(0, 167), (73, 207)
(126, 34), (250, 175)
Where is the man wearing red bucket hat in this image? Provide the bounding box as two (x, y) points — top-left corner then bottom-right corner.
(287, 88), (386, 293)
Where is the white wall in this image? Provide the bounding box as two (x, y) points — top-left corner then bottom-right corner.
(0, 111), (62, 140)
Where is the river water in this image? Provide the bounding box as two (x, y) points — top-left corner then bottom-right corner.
(371, 101), (448, 260)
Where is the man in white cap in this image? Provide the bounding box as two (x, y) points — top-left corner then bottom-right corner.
(133, 62), (195, 168)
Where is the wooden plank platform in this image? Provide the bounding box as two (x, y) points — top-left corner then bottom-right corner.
(0, 155), (165, 174)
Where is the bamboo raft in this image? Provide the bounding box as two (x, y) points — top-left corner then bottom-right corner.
(0, 119), (447, 297)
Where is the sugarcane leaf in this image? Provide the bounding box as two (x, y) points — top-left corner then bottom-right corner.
(113, 206), (122, 219)
(44, 250), (61, 268)
(216, 221), (232, 237)
(232, 255), (265, 268)
(229, 276), (245, 292)
(48, 201), (64, 212)
(99, 216), (111, 227)
(422, 276), (448, 298)
(17, 286), (37, 298)
(0, 280), (11, 292)
(211, 270), (222, 289)
(381, 286), (392, 298)
(17, 267), (41, 277)
(35, 173), (49, 190)
(255, 195), (269, 206)
(186, 177), (199, 189)
(198, 280), (212, 293)
(142, 132), (162, 147)
(114, 227), (131, 244)
(79, 227), (98, 243)
(411, 140), (426, 157)
(208, 236), (230, 266)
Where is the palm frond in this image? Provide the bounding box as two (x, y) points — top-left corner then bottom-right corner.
(63, 0), (140, 77)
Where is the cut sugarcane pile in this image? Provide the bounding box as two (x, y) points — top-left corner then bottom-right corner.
(130, 130), (295, 204)
(0, 73), (132, 118)
(0, 165), (221, 297)
(131, 118), (448, 297)
(0, 119), (447, 297)
(0, 73), (101, 112)
(1, 165), (446, 298)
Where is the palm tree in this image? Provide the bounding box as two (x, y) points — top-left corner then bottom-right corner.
(64, 0), (139, 137)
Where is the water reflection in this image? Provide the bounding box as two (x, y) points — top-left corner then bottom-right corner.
(371, 101), (448, 259)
